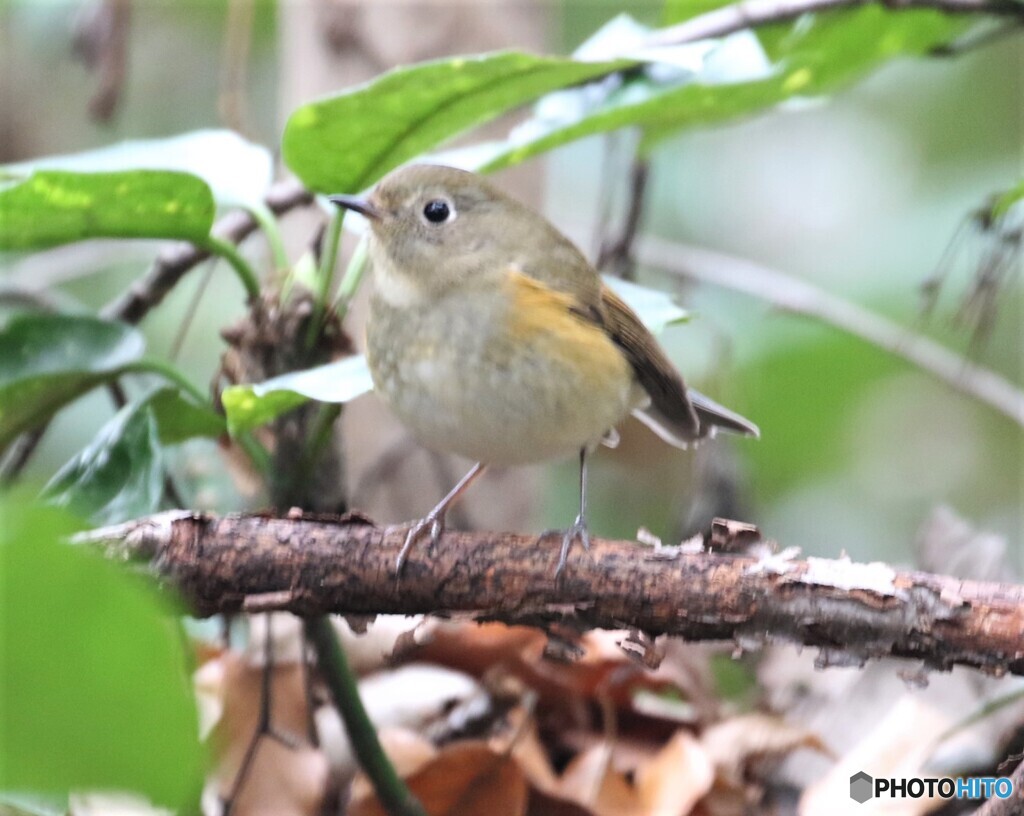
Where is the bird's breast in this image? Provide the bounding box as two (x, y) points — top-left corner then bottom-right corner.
(366, 272), (641, 465)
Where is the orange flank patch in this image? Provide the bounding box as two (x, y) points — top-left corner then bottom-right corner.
(503, 270), (630, 389)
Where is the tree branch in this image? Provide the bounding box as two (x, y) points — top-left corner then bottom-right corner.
(645, 0), (1024, 48)
(635, 238), (1024, 427)
(81, 511), (1024, 678)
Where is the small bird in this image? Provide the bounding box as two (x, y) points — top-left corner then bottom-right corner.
(331, 164), (758, 577)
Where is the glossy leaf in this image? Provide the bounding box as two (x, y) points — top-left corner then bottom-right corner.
(282, 51), (629, 193)
(474, 8), (964, 170)
(43, 400), (165, 525)
(149, 387), (225, 444)
(43, 388), (221, 524)
(0, 169), (215, 250)
(3, 130), (273, 209)
(222, 354), (375, 435)
(991, 179), (1024, 220)
(0, 314), (145, 451)
(0, 496), (202, 805)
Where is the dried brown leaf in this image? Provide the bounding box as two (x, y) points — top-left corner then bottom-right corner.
(555, 730), (714, 816)
(701, 713), (831, 787)
(349, 742), (528, 816)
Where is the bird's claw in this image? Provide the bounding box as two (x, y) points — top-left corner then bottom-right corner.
(539, 514), (590, 581)
(395, 511), (446, 575)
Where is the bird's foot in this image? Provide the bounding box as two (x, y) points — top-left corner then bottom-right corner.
(539, 514), (591, 581)
(395, 510), (446, 576)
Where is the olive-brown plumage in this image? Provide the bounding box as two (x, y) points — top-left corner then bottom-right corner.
(330, 164), (757, 576)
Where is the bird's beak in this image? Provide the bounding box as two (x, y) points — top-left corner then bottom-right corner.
(328, 194), (383, 221)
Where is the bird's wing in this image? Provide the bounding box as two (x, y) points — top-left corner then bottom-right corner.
(597, 285), (701, 447)
(517, 239), (758, 444)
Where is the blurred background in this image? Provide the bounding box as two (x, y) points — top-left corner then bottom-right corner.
(2, 0), (1019, 571)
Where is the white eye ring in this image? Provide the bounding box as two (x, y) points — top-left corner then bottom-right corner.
(422, 198), (456, 224)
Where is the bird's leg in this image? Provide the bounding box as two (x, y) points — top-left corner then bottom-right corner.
(396, 461), (487, 575)
(541, 448), (591, 580)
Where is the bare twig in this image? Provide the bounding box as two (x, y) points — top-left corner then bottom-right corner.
(101, 179), (314, 325)
(596, 158), (650, 281)
(72, 0), (132, 121)
(218, 0), (254, 134)
(81, 511), (1024, 677)
(645, 0), (1024, 48)
(635, 237), (1024, 427)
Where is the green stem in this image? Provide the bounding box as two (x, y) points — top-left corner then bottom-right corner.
(200, 236), (261, 300)
(122, 358), (206, 403)
(334, 235), (370, 323)
(248, 203), (290, 272)
(121, 358), (271, 476)
(236, 431), (271, 476)
(935, 687), (1024, 746)
(303, 616), (428, 816)
(318, 209), (344, 306)
(306, 209), (344, 349)
(298, 403), (341, 475)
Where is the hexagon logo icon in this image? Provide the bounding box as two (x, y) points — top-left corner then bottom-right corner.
(850, 771), (874, 803)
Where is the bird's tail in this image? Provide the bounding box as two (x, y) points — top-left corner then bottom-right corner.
(632, 388), (759, 449)
(689, 388), (760, 438)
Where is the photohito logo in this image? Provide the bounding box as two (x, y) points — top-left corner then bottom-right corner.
(850, 772), (1014, 803)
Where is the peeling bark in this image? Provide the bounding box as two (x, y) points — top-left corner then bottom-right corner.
(82, 510), (1024, 677)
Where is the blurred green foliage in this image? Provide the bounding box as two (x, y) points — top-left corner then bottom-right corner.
(0, 315), (144, 450)
(0, 495), (203, 806)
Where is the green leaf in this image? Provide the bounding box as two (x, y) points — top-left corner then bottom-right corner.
(604, 275), (689, 332)
(756, 6), (965, 94)
(221, 354), (375, 435)
(991, 180), (1024, 220)
(0, 496), (202, 805)
(663, 0), (734, 25)
(43, 399), (165, 525)
(0, 793), (67, 816)
(0, 169), (215, 250)
(4, 130), (273, 210)
(282, 51), (629, 193)
(149, 388), (225, 444)
(473, 7), (965, 171)
(0, 314), (145, 451)
(42, 388), (220, 524)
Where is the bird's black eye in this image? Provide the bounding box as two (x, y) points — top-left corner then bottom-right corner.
(423, 199), (451, 224)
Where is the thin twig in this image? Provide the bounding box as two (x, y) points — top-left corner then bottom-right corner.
(101, 179), (313, 325)
(635, 237), (1024, 427)
(596, 158), (650, 281)
(71, 0), (132, 122)
(218, 0), (254, 134)
(645, 0), (1024, 48)
(222, 614), (275, 816)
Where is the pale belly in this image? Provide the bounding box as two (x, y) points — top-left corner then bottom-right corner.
(366, 293), (640, 465)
